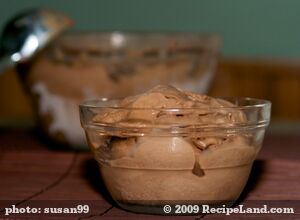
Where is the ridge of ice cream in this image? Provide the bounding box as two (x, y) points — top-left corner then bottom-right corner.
(81, 85), (271, 213)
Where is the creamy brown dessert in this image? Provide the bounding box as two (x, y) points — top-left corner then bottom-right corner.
(21, 34), (218, 148)
(87, 85), (258, 207)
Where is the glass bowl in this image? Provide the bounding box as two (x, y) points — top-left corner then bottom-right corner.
(80, 97), (271, 214)
(17, 32), (221, 149)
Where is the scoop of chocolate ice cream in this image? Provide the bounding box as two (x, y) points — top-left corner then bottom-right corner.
(94, 85), (246, 126)
(89, 85), (257, 206)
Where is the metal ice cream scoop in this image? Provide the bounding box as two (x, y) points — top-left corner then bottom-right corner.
(0, 8), (72, 73)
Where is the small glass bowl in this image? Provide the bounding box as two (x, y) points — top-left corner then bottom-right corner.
(80, 97), (271, 214)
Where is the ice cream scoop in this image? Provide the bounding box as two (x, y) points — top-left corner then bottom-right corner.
(0, 8), (72, 73)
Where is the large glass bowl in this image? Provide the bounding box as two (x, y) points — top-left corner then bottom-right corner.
(80, 97), (271, 214)
(17, 32), (221, 149)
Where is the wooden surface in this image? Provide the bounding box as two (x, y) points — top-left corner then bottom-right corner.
(210, 58), (300, 121)
(0, 129), (300, 219)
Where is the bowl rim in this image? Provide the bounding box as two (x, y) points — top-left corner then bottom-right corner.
(54, 31), (222, 51)
(61, 30), (222, 39)
(79, 97), (272, 111)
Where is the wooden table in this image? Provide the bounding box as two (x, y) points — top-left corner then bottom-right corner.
(0, 129), (299, 219)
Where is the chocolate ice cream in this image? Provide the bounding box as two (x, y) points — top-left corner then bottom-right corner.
(85, 85), (261, 210)
(25, 38), (217, 147)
